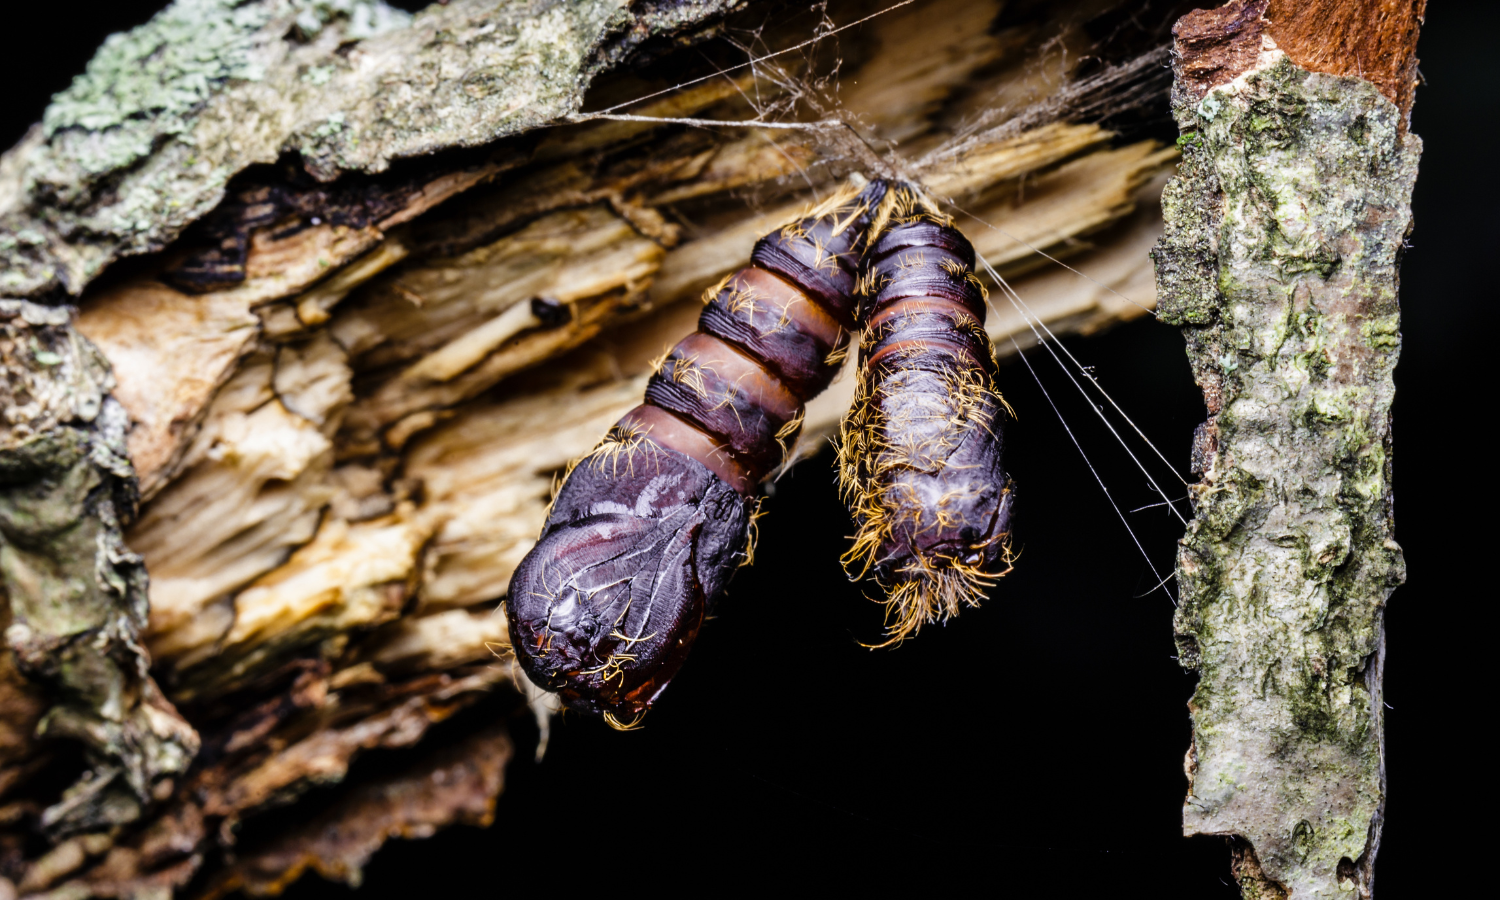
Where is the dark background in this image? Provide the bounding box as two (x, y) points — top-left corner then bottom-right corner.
(2, 1), (1490, 895)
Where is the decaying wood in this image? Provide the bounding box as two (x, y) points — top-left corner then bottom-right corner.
(1154, 1), (1420, 896)
(198, 724), (511, 898)
(0, 0), (1199, 895)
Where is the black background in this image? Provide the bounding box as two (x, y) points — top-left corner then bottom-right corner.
(2, 1), (1490, 896)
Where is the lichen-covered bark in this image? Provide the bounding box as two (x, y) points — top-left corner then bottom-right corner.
(1153, 50), (1416, 898)
(0, 0), (745, 299)
(0, 302), (199, 838)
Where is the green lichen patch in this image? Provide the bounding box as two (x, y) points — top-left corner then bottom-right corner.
(42, 0), (279, 184)
(1152, 141), (1222, 326)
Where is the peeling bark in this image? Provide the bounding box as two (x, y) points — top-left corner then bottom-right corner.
(1154, 2), (1420, 895)
(1171, 0), (1425, 126)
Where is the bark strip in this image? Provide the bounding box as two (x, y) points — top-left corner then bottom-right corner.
(1154, 4), (1420, 895)
(1, 0), (1191, 894)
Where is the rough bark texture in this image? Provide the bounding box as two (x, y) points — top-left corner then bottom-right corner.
(1154, 2), (1419, 895)
(2, 0), (1194, 896)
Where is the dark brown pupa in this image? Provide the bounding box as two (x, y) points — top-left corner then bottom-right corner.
(507, 179), (888, 726)
(837, 184), (1016, 644)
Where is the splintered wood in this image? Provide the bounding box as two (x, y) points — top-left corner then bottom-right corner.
(5, 0), (1185, 895)
(71, 7), (1177, 722)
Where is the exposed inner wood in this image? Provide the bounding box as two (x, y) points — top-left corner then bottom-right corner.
(1173, 0), (1426, 120)
(78, 93), (1178, 718)
(1265, 0), (1425, 118)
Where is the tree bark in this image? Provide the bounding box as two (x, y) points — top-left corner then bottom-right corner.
(1153, 1), (1422, 896)
(0, 0), (1346, 895)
